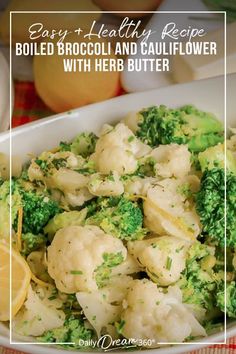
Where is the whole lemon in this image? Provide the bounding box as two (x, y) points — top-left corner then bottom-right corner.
(34, 35), (120, 113)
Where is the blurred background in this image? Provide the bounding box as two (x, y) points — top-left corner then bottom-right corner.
(0, 0), (235, 132)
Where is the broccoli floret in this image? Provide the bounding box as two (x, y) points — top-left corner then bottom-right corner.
(196, 144), (236, 247)
(136, 105), (223, 152)
(59, 132), (98, 158)
(216, 281), (236, 318)
(16, 189), (61, 235)
(95, 252), (124, 288)
(178, 242), (217, 313)
(21, 233), (46, 256)
(38, 314), (94, 349)
(198, 143), (236, 174)
(213, 246), (235, 273)
(44, 209), (87, 241)
(86, 196), (146, 241)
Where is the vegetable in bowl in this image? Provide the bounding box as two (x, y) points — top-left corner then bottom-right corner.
(0, 103), (235, 350)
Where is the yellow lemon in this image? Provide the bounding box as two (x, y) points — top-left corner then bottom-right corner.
(0, 242), (31, 321)
(34, 34), (120, 113)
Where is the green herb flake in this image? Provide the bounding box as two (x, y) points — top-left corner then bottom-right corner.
(35, 159), (48, 172)
(59, 141), (71, 151)
(107, 174), (115, 182)
(176, 245), (185, 253)
(166, 256), (172, 270)
(70, 270), (83, 275)
(48, 295), (57, 301)
(128, 135), (135, 142)
(52, 158), (67, 169)
(115, 319), (126, 334)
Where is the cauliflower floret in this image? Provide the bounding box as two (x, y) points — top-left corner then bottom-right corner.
(50, 151), (85, 168)
(63, 188), (94, 207)
(124, 176), (156, 197)
(111, 254), (141, 276)
(28, 160), (44, 182)
(47, 225), (127, 293)
(76, 275), (133, 337)
(93, 146), (137, 175)
(88, 172), (124, 197)
(150, 144), (191, 178)
(128, 236), (188, 286)
(12, 285), (65, 336)
(123, 111), (141, 133)
(28, 151), (84, 183)
(144, 178), (201, 242)
(91, 123), (151, 175)
(50, 169), (89, 192)
(121, 279), (206, 346)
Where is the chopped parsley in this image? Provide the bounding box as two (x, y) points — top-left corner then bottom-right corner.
(166, 256), (172, 271)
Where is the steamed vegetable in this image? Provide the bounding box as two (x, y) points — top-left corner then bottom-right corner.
(18, 189), (61, 235)
(94, 252), (124, 288)
(44, 209), (87, 241)
(39, 314), (94, 349)
(178, 242), (217, 313)
(128, 236), (187, 286)
(47, 225), (127, 293)
(196, 144), (236, 247)
(86, 196), (146, 241)
(120, 279), (206, 346)
(134, 105), (223, 152)
(21, 233), (46, 256)
(216, 281), (236, 318)
(60, 132), (98, 158)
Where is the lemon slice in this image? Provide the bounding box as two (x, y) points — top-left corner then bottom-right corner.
(146, 198), (195, 241)
(134, 194), (195, 242)
(0, 242), (31, 321)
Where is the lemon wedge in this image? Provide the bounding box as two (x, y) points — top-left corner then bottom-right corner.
(0, 242), (31, 321)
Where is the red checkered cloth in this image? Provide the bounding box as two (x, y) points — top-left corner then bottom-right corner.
(12, 81), (53, 127)
(12, 80), (125, 127)
(6, 81), (235, 354)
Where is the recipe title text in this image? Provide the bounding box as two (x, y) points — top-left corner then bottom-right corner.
(15, 17), (218, 73)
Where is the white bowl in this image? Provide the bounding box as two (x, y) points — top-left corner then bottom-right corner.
(0, 74), (235, 354)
